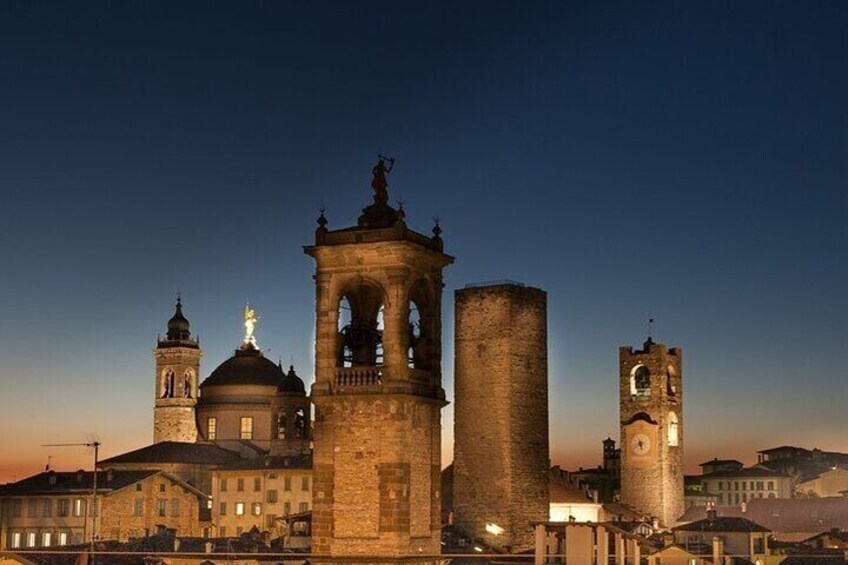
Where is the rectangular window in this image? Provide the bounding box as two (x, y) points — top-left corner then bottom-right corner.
(43, 532), (52, 547)
(240, 417), (253, 440)
(171, 499), (180, 517)
(266, 514), (276, 529)
(735, 493), (740, 504)
(768, 481), (775, 490)
(159, 484), (166, 493)
(11, 499), (22, 518)
(284, 477), (292, 491)
(753, 537), (765, 554)
(58, 532), (68, 546)
(237, 478), (244, 492)
(43, 499), (53, 517)
(220, 477), (228, 492)
(252, 502), (262, 516)
(235, 502), (245, 516)
(73, 498), (85, 517)
(27, 499), (37, 518)
(218, 526), (226, 538)
(283, 502), (291, 515)
(756, 481), (764, 490)
(136, 483), (142, 491)
(298, 502), (308, 513)
(219, 502), (227, 516)
(207, 417), (217, 440)
(11, 533), (21, 548)
(27, 532), (36, 548)
(133, 499), (143, 517)
(301, 476), (310, 491)
(57, 499), (70, 517)
(157, 499), (167, 517)
(734, 481), (739, 491)
(266, 490), (278, 503)
(718, 481), (724, 490)
(254, 477), (261, 492)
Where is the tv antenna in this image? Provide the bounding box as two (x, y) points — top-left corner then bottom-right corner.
(42, 440), (101, 556)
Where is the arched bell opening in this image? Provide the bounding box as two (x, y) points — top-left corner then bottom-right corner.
(335, 281), (385, 369)
(161, 369), (175, 398)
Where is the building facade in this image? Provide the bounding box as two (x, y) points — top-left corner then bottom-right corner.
(453, 282), (550, 550)
(619, 338), (684, 527)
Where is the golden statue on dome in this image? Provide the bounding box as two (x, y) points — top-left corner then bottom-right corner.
(244, 304), (259, 347)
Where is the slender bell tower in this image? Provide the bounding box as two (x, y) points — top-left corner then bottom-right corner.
(305, 158), (453, 562)
(153, 297), (202, 443)
(619, 337), (683, 526)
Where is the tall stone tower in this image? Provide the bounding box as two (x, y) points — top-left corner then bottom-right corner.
(619, 337), (683, 527)
(153, 298), (201, 443)
(453, 282), (550, 550)
(304, 159), (453, 562)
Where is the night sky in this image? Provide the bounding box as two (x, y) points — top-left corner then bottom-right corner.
(1, 1), (845, 482)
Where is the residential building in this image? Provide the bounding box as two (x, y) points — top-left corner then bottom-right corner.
(701, 465), (793, 504)
(672, 513), (770, 563)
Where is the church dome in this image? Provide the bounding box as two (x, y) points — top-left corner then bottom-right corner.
(201, 345), (284, 388)
(166, 298), (192, 341)
(278, 365), (306, 395)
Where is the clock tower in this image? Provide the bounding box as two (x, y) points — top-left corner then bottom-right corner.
(619, 337), (683, 527)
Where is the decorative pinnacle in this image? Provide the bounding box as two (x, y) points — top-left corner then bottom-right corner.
(317, 206), (328, 229)
(432, 216), (442, 238)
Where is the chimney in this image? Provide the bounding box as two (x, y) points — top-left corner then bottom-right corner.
(741, 502), (747, 513)
(712, 536), (724, 565)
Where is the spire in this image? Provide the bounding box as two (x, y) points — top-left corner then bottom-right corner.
(166, 296), (191, 341)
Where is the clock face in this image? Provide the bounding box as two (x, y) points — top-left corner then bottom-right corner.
(631, 433), (651, 456)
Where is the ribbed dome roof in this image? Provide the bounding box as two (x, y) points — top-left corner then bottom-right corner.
(201, 344), (284, 388)
(278, 365), (306, 395)
(166, 298), (191, 341)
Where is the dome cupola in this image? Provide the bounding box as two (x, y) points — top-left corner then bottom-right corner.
(278, 364), (306, 395)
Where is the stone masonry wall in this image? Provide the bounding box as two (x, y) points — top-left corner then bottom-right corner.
(453, 284), (550, 550)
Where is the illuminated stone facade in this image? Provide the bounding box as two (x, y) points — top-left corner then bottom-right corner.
(452, 283), (550, 550)
(305, 174), (452, 562)
(619, 338), (684, 527)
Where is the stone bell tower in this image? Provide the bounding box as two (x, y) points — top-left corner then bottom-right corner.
(619, 337), (683, 527)
(153, 297), (201, 443)
(304, 158), (453, 562)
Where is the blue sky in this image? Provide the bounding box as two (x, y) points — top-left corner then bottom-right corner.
(0, 1), (845, 480)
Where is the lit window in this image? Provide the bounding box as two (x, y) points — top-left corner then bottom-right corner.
(27, 532), (36, 548)
(240, 417), (253, 440)
(43, 532), (52, 547)
(252, 502), (262, 516)
(207, 417), (217, 441)
(11, 533), (21, 548)
(235, 502), (245, 516)
(668, 412), (679, 447)
(58, 532), (68, 546)
(73, 499), (85, 517)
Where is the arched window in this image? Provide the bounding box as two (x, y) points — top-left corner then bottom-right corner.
(408, 279), (435, 371)
(294, 408), (307, 439)
(183, 370), (194, 398)
(630, 365), (650, 397)
(162, 370), (175, 398)
(668, 411), (679, 447)
(336, 284), (384, 368)
(277, 411), (287, 440)
(667, 365), (677, 396)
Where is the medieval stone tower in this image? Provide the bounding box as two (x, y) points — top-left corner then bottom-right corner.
(153, 298), (201, 443)
(453, 282), (550, 550)
(619, 337), (683, 527)
(304, 159), (453, 562)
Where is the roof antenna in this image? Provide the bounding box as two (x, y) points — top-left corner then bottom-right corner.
(647, 317), (656, 340)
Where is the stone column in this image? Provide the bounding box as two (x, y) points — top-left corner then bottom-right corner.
(615, 534), (626, 565)
(627, 538), (640, 565)
(567, 525), (594, 565)
(535, 524), (548, 565)
(597, 525), (609, 565)
(383, 274), (409, 380)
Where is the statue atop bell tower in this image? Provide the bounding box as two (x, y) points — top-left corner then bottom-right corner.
(305, 160), (453, 562)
